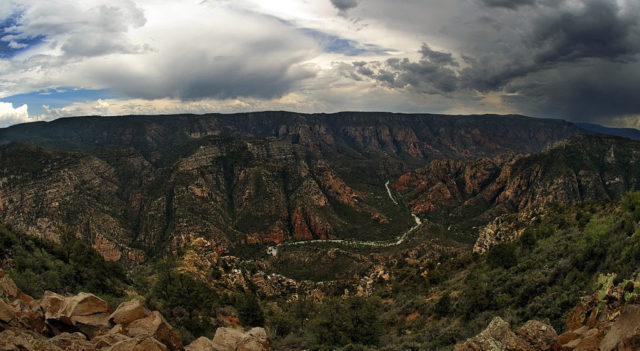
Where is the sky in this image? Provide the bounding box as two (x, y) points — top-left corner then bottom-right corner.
(0, 0), (639, 128)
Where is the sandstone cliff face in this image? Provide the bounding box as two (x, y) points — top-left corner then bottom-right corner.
(0, 143), (148, 262)
(0, 112), (582, 167)
(395, 135), (640, 233)
(0, 138), (408, 262)
(0, 112), (582, 262)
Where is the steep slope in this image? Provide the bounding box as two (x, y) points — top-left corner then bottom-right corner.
(0, 138), (411, 260)
(394, 135), (640, 228)
(0, 112), (583, 262)
(0, 112), (582, 166)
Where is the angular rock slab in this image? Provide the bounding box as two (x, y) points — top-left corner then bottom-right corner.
(125, 311), (182, 351)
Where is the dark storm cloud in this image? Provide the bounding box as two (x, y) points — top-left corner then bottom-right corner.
(459, 0), (640, 92)
(480, 0), (535, 9)
(497, 0), (640, 121)
(330, 0), (358, 12)
(503, 61), (640, 121)
(352, 44), (458, 94)
(419, 44), (458, 67)
(345, 0), (640, 124)
(532, 0), (640, 64)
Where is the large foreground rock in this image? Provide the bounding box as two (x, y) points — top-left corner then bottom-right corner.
(109, 299), (150, 325)
(0, 270), (189, 351)
(454, 317), (556, 351)
(40, 290), (112, 337)
(554, 275), (640, 351)
(125, 311), (182, 351)
(0, 270), (33, 304)
(107, 336), (169, 351)
(206, 327), (271, 351)
(184, 336), (215, 351)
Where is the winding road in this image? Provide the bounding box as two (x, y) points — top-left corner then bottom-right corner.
(267, 180), (422, 256)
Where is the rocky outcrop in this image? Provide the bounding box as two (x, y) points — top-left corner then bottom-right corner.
(184, 336), (216, 351)
(125, 311), (182, 351)
(554, 274), (640, 351)
(473, 209), (537, 253)
(0, 269), (33, 304)
(0, 269), (187, 351)
(456, 274), (640, 351)
(0, 138), (412, 262)
(109, 299), (150, 326)
(454, 317), (557, 351)
(210, 327), (271, 351)
(395, 135), (640, 247)
(182, 327), (271, 351)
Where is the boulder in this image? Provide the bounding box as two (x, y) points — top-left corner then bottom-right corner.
(599, 305), (640, 351)
(49, 332), (95, 351)
(0, 328), (65, 351)
(41, 291), (110, 320)
(92, 332), (131, 349)
(9, 299), (46, 334)
(454, 317), (555, 351)
(185, 336), (215, 351)
(40, 291), (67, 322)
(557, 328), (602, 351)
(237, 327), (271, 351)
(107, 336), (169, 351)
(211, 328), (245, 350)
(125, 311), (182, 351)
(71, 312), (112, 338)
(39, 291), (112, 337)
(0, 269), (33, 304)
(515, 320), (557, 351)
(109, 299), (150, 325)
(211, 327), (271, 351)
(555, 278), (640, 351)
(0, 299), (17, 324)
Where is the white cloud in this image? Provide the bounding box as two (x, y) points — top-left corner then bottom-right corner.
(4, 0), (147, 58)
(7, 40), (27, 49)
(0, 102), (38, 127)
(0, 0), (322, 101)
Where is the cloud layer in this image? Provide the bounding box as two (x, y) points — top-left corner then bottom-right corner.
(0, 0), (639, 127)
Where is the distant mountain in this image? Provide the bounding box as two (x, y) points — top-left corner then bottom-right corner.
(0, 112), (582, 262)
(577, 122), (640, 141)
(1, 112), (581, 164)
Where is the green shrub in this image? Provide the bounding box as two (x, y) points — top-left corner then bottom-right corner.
(309, 297), (382, 347)
(150, 264), (219, 342)
(434, 293), (452, 317)
(487, 243), (518, 269)
(236, 293), (265, 327)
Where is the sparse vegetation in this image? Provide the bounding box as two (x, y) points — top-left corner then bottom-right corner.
(0, 223), (128, 302)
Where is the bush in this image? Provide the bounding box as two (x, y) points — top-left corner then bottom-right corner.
(236, 293), (265, 327)
(151, 264), (219, 342)
(0, 223), (127, 301)
(434, 293), (451, 317)
(309, 297), (382, 347)
(487, 243), (518, 269)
